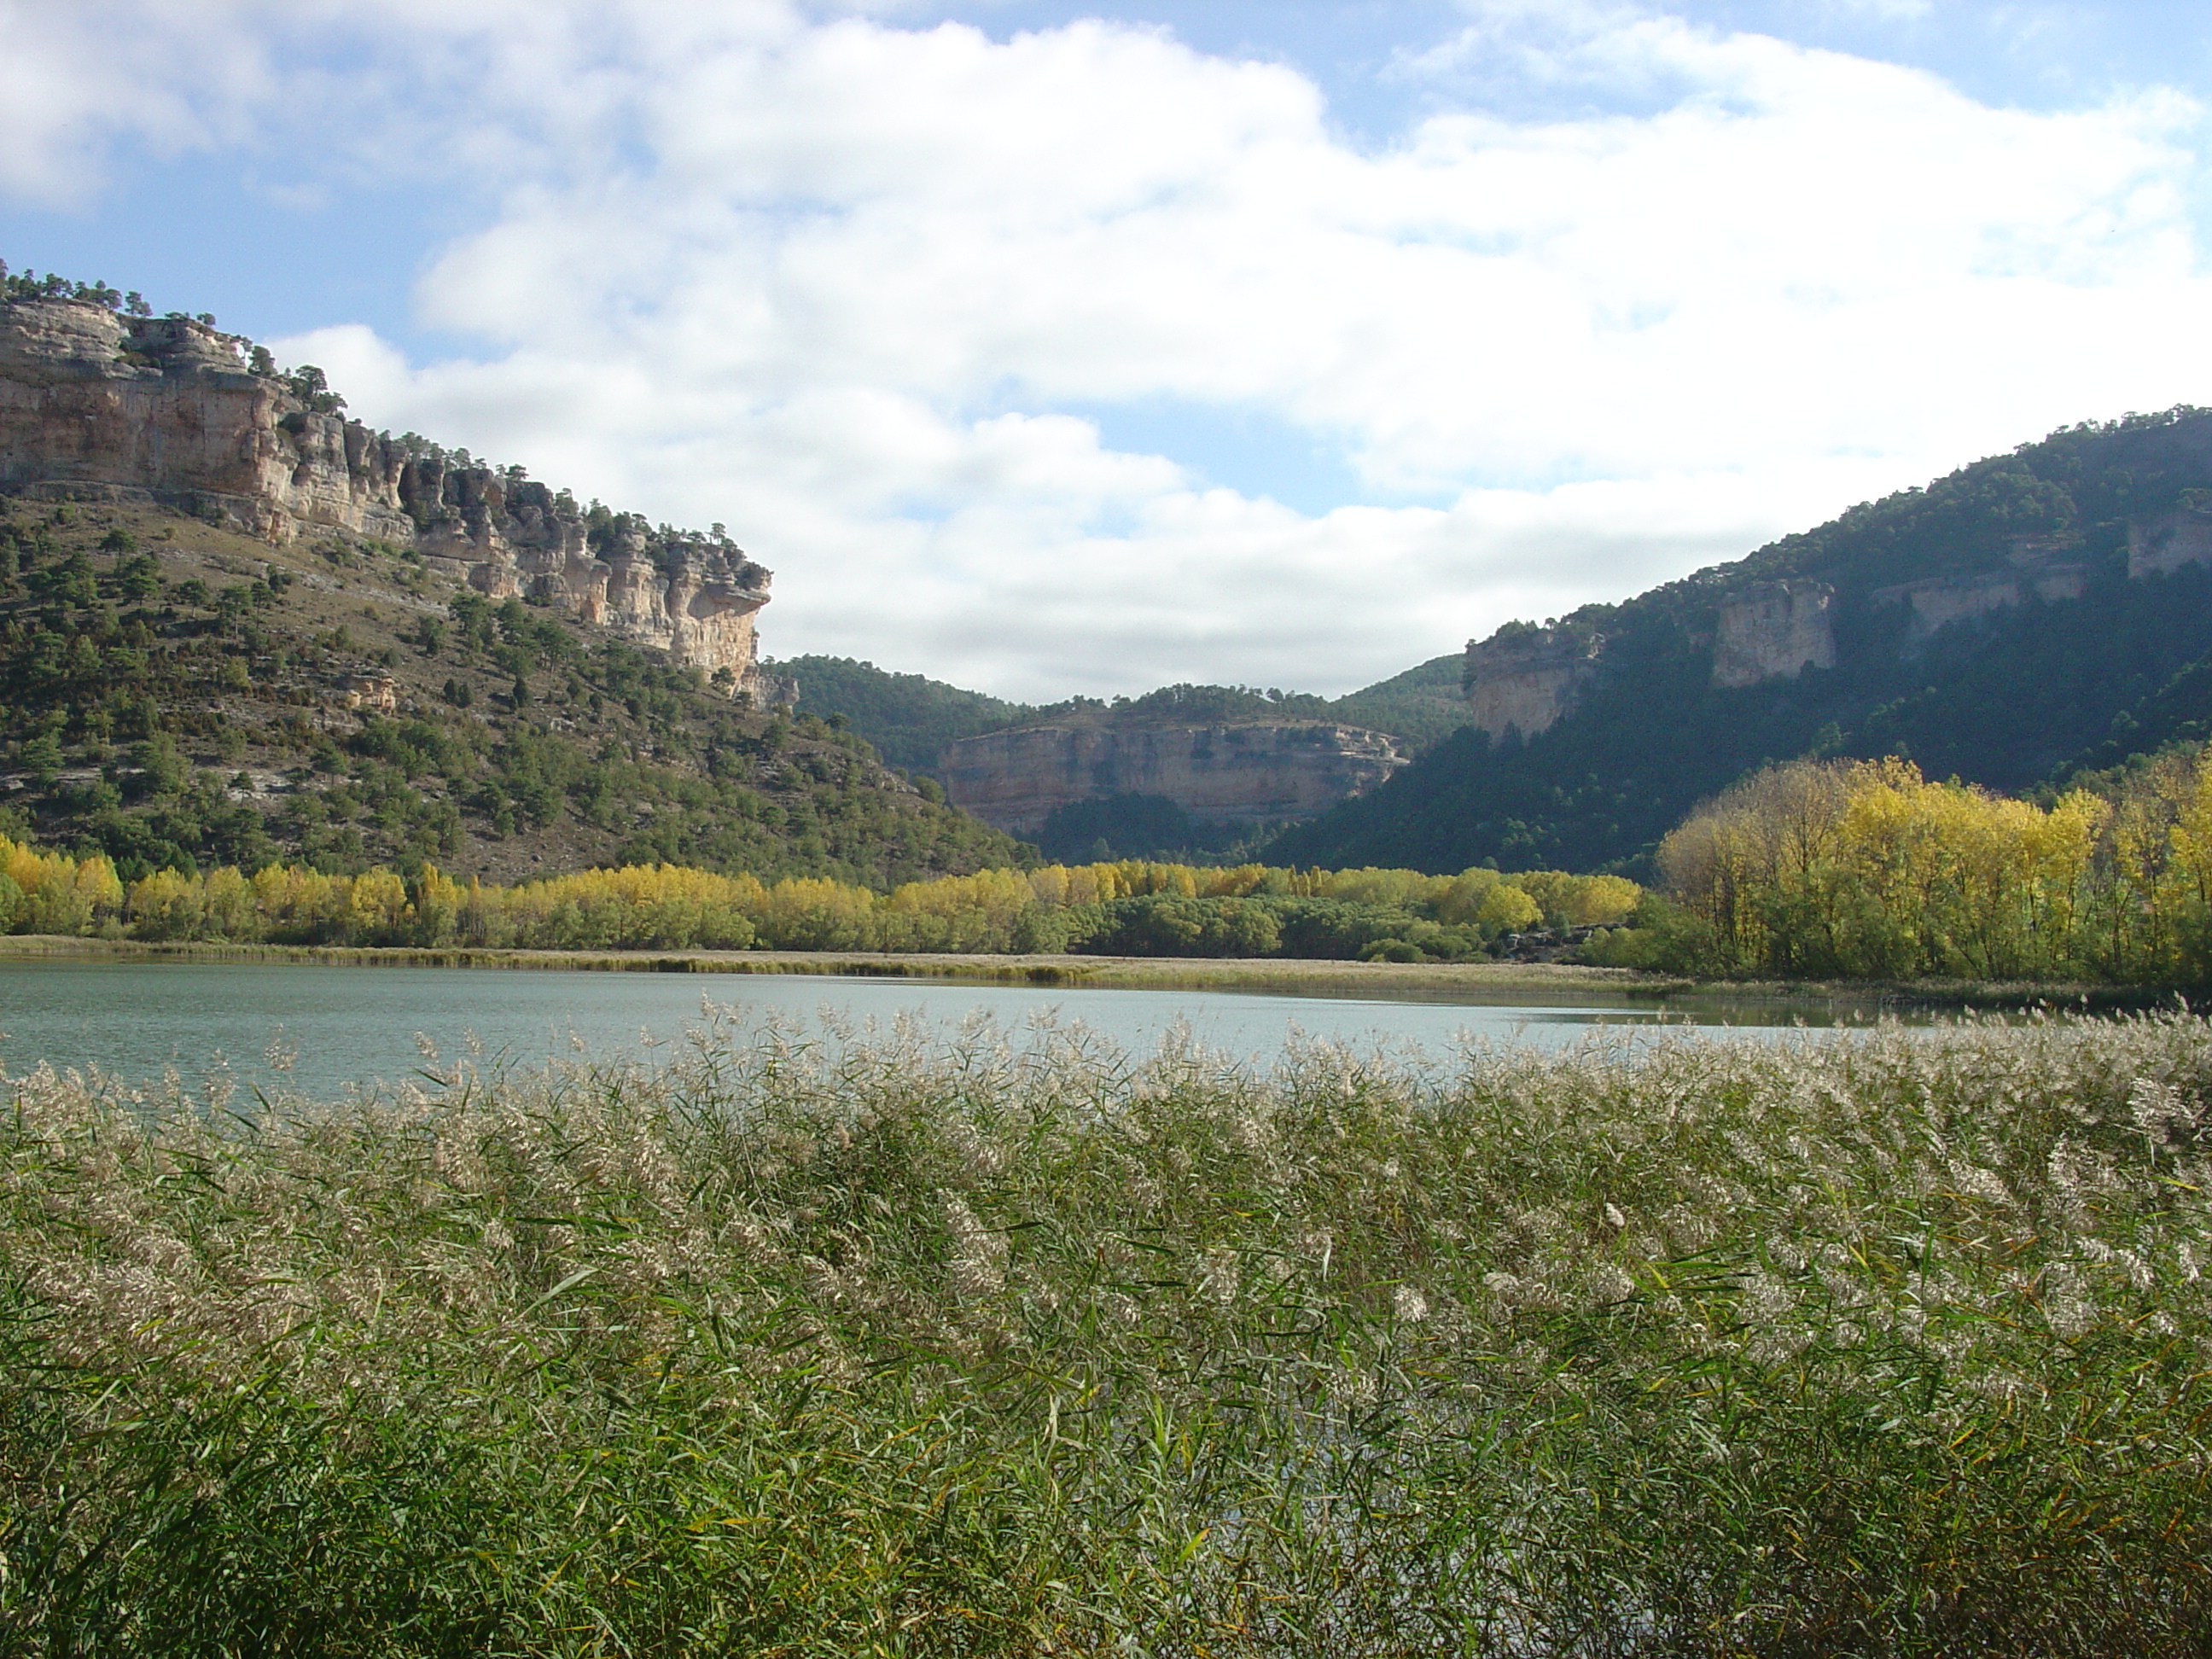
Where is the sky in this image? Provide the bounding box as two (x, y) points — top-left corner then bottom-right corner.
(4, 1), (2212, 701)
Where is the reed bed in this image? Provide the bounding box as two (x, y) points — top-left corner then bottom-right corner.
(3, 1008), (2212, 1655)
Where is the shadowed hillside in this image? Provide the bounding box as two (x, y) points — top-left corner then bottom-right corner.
(1276, 408), (2212, 875)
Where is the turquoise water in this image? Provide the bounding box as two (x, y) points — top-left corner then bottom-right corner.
(0, 958), (1895, 1102)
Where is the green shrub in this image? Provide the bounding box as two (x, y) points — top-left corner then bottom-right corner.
(1075, 893), (1284, 957)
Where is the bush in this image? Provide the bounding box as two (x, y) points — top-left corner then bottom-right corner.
(1359, 936), (1424, 962)
(1075, 894), (1283, 957)
(1580, 894), (1736, 974)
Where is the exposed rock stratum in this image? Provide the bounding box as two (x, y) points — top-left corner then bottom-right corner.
(0, 298), (779, 700)
(938, 722), (1406, 837)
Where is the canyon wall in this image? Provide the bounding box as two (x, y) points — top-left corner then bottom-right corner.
(1462, 626), (1604, 741)
(2129, 509), (2212, 579)
(1712, 580), (1835, 689)
(1870, 539), (2091, 643)
(1469, 541), (2117, 734)
(937, 723), (1405, 836)
(0, 296), (778, 699)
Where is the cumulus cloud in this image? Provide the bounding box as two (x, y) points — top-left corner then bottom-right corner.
(15, 2), (2212, 696)
(0, 0), (282, 204)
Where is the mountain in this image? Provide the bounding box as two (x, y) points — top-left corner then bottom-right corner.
(937, 707), (1406, 861)
(1275, 408), (2212, 876)
(1324, 653), (1470, 754)
(775, 655), (1473, 778)
(775, 668), (1452, 863)
(0, 270), (1023, 885)
(771, 655), (1034, 773)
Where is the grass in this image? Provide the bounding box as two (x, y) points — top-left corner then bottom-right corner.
(5, 1008), (2212, 1652)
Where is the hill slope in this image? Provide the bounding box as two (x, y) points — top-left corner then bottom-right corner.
(0, 495), (1022, 886)
(1327, 653), (1469, 755)
(771, 654), (1035, 773)
(0, 265), (1025, 885)
(1275, 408), (2212, 875)
(778, 655), (1471, 781)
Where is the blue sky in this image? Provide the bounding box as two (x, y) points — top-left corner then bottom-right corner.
(5, 1), (2212, 697)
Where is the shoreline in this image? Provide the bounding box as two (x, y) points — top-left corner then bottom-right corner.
(0, 935), (2186, 1011)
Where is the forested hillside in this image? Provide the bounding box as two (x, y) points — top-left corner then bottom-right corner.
(0, 497), (1022, 887)
(1277, 408), (2212, 876)
(771, 655), (1035, 773)
(1324, 653), (1469, 754)
(777, 655), (1471, 781)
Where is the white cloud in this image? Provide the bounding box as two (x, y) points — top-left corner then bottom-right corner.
(0, 0), (282, 205)
(19, 3), (2212, 696)
(1822, 0), (1931, 19)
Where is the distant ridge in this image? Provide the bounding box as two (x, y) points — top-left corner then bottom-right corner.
(1275, 407), (2212, 875)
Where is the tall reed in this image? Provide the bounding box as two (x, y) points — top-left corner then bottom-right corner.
(4, 1009), (2210, 1653)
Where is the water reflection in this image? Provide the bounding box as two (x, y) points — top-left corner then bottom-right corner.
(0, 958), (1929, 1103)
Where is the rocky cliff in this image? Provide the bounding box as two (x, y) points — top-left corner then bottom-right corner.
(2128, 508), (2212, 579)
(1466, 576), (1842, 730)
(1462, 625), (1605, 741)
(1711, 580), (1835, 688)
(1870, 539), (2090, 643)
(1284, 405), (2212, 876)
(1468, 527), (2147, 728)
(0, 296), (779, 699)
(937, 722), (1405, 836)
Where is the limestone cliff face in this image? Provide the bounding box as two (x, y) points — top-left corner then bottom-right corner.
(937, 723), (1405, 836)
(0, 299), (419, 542)
(1712, 580), (1835, 689)
(1462, 626), (1604, 741)
(1871, 539), (2090, 643)
(2129, 509), (2212, 579)
(0, 296), (777, 698)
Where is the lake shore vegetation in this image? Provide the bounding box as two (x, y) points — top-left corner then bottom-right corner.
(1592, 750), (2212, 985)
(0, 835), (1638, 962)
(6, 1011), (2212, 1652)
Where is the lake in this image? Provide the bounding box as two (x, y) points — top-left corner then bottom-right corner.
(0, 958), (1912, 1102)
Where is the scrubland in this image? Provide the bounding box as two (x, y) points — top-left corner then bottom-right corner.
(4, 1009), (2212, 1654)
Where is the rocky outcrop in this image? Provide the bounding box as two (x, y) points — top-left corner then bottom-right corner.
(937, 723), (1404, 836)
(1463, 625), (1604, 741)
(1712, 580), (1835, 689)
(0, 296), (777, 698)
(1871, 544), (2089, 643)
(337, 672), (399, 715)
(2129, 508), (2212, 579)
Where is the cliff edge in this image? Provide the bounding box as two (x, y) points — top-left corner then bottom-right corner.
(938, 720), (1404, 837)
(0, 296), (781, 701)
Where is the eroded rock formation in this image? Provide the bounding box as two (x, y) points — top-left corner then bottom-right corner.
(1712, 580), (1835, 689)
(0, 296), (778, 699)
(1463, 626), (1604, 741)
(937, 723), (1405, 837)
(2129, 508), (2212, 579)
(1871, 539), (2090, 643)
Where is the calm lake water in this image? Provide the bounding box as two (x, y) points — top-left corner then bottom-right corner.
(0, 958), (1912, 1102)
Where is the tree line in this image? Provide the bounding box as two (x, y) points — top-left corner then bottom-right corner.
(0, 840), (1638, 961)
(1598, 746), (2212, 983)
